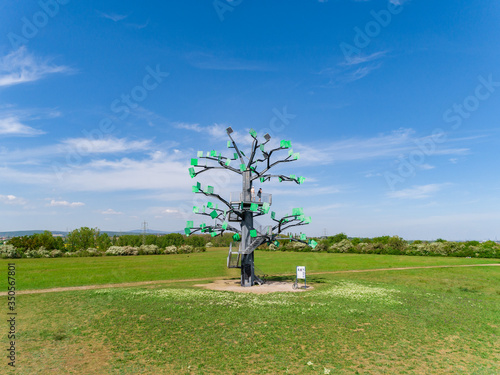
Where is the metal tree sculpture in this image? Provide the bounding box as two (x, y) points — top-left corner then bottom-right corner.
(185, 127), (317, 287)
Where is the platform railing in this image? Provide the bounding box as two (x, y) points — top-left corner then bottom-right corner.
(229, 191), (272, 205)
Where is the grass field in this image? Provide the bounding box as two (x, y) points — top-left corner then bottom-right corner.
(2, 249), (499, 374)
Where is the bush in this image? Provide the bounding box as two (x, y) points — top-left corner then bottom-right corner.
(164, 245), (178, 254)
(50, 250), (63, 258)
(178, 245), (193, 254)
(139, 244), (160, 255)
(0, 244), (22, 259)
(324, 233), (348, 246)
(25, 247), (51, 258)
(329, 239), (354, 253)
(105, 246), (138, 256)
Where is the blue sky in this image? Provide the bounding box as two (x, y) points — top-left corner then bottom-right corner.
(1, 0), (499, 240)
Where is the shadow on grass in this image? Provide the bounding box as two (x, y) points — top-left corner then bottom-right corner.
(263, 275), (329, 284)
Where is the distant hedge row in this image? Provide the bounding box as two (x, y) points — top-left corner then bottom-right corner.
(0, 244), (205, 259)
(259, 234), (499, 258)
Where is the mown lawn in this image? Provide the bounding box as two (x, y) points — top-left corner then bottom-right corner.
(1, 248), (498, 290)
(2, 252), (499, 374)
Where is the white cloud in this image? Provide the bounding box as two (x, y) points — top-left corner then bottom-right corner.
(0, 47), (71, 87)
(175, 122), (202, 132)
(418, 164), (435, 170)
(176, 122), (231, 141)
(101, 208), (123, 215)
(296, 129), (469, 165)
(387, 184), (449, 200)
(339, 51), (388, 66)
(0, 194), (26, 205)
(96, 11), (128, 22)
(49, 199), (85, 207)
(61, 137), (151, 154)
(0, 116), (44, 136)
(320, 50), (388, 86)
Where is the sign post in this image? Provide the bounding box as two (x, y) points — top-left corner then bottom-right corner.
(296, 266), (306, 289)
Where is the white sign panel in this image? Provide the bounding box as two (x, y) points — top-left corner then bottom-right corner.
(296, 266), (306, 280)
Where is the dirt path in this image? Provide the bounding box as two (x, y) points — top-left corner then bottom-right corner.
(3, 263), (499, 296)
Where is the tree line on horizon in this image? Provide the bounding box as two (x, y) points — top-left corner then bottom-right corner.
(0, 228), (498, 259)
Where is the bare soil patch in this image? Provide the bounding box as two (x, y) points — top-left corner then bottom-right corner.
(195, 279), (313, 294)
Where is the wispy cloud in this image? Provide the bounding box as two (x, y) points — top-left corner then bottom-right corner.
(296, 129), (470, 165)
(61, 137), (152, 154)
(0, 116), (44, 136)
(0, 47), (71, 87)
(186, 52), (268, 71)
(48, 199), (85, 207)
(101, 208), (123, 215)
(387, 183), (449, 199)
(125, 20), (150, 29)
(0, 194), (26, 205)
(320, 50), (388, 85)
(96, 11), (129, 22)
(175, 122), (230, 141)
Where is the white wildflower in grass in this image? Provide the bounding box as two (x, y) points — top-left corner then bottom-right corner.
(324, 368), (331, 374)
(315, 281), (403, 305)
(121, 288), (301, 309)
(307, 361), (313, 366)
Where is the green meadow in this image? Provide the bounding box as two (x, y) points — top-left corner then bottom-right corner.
(2, 249), (499, 374)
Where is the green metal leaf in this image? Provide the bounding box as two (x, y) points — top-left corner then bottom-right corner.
(227, 140), (232, 148)
(210, 210), (218, 219)
(222, 222), (228, 230)
(205, 186), (214, 194)
(233, 233), (241, 241)
(210, 150), (217, 157)
(260, 177), (265, 183)
(303, 216), (312, 224)
(193, 206), (199, 213)
(271, 211), (276, 220)
(239, 164), (246, 172)
(260, 144), (265, 152)
(250, 203), (259, 212)
(308, 239), (318, 249)
(197, 151), (203, 157)
(186, 221), (193, 229)
(300, 233), (307, 241)
(190, 158), (198, 166)
(225, 159), (231, 166)
(262, 202), (270, 214)
(211, 231), (217, 237)
(274, 241), (280, 247)
(189, 167), (196, 178)
(250, 229), (257, 238)
(233, 153), (238, 160)
(292, 208), (304, 216)
(290, 174), (296, 179)
(184, 228), (191, 235)
(293, 153), (300, 160)
(298, 176), (306, 184)
(249, 128), (257, 137)
(280, 140), (291, 148)
(207, 202), (213, 208)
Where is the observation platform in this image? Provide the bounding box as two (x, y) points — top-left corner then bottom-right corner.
(228, 192), (272, 221)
